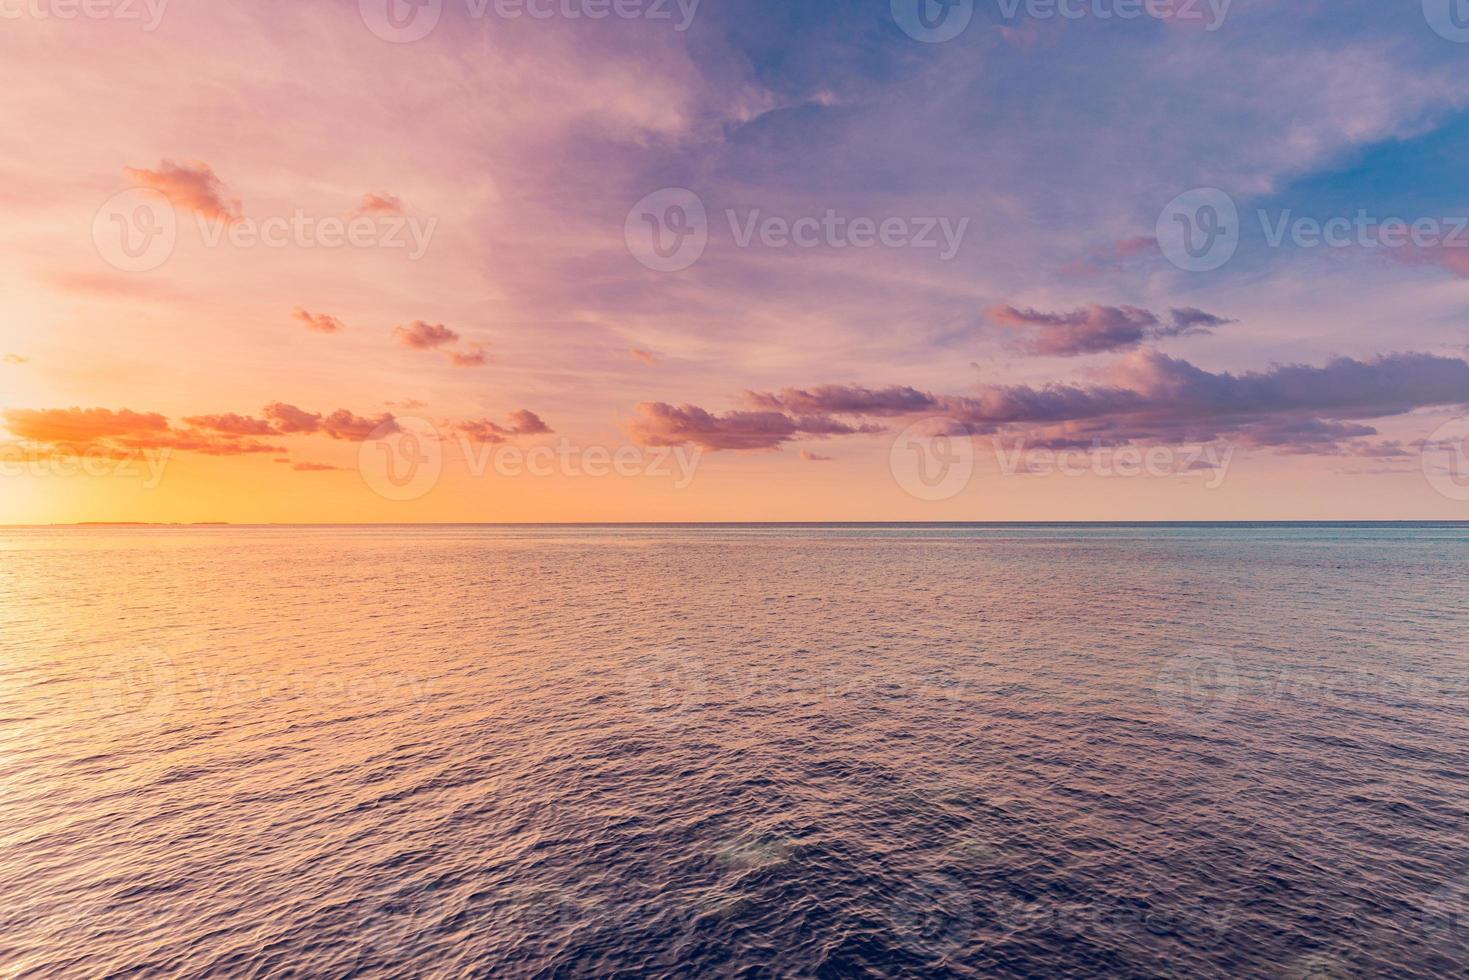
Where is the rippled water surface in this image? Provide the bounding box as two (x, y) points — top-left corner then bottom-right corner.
(1, 524), (1465, 978)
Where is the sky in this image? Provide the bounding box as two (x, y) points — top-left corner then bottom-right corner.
(4, 0), (1469, 522)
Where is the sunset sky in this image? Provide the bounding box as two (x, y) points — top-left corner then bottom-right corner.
(5, 0), (1469, 522)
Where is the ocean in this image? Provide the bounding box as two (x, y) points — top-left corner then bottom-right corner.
(1, 524), (1464, 977)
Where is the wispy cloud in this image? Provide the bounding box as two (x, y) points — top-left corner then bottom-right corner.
(123, 159), (241, 221)
(293, 308), (345, 334)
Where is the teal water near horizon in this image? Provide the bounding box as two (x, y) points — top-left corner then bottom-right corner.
(0, 523), (1464, 976)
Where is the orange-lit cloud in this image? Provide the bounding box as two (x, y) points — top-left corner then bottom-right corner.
(123, 159), (241, 221)
(453, 410), (552, 443)
(354, 192), (404, 215)
(293, 308), (346, 334)
(448, 345), (488, 368)
(394, 321), (459, 350)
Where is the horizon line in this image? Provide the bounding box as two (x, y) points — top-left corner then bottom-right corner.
(8, 520), (1469, 529)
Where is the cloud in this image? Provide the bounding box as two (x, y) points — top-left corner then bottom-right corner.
(1166, 308), (1235, 335)
(800, 449), (833, 462)
(293, 308), (345, 334)
(123, 159), (241, 221)
(285, 461), (341, 472)
(448, 344), (488, 368)
(630, 404), (801, 451)
(745, 384), (937, 416)
(630, 348), (659, 365)
(629, 403), (875, 451)
(394, 321), (486, 366)
(354, 192), (404, 215)
(639, 350), (1469, 458)
(4, 407), (171, 444)
(453, 410), (553, 443)
(988, 304), (1235, 356)
(2, 407), (282, 456)
(263, 402), (324, 435)
(3, 354), (27, 364)
(262, 403), (398, 439)
(183, 412), (277, 436)
(321, 409), (398, 440)
(393, 321), (460, 350)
